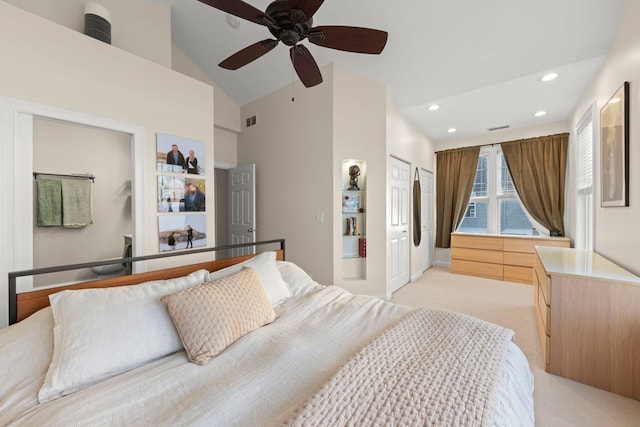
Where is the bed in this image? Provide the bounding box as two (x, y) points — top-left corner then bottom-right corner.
(0, 240), (534, 426)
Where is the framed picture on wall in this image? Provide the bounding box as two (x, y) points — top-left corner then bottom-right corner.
(600, 81), (629, 207)
(156, 133), (205, 175)
(158, 214), (207, 252)
(157, 175), (206, 212)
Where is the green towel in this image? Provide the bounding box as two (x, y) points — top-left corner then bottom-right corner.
(36, 179), (62, 226)
(61, 179), (93, 228)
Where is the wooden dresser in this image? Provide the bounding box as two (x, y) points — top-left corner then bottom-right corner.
(450, 233), (570, 284)
(534, 246), (640, 400)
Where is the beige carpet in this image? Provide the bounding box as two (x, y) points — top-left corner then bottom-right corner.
(390, 267), (640, 427)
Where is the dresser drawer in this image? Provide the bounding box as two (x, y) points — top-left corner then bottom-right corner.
(504, 265), (534, 284)
(451, 247), (503, 264)
(534, 256), (551, 305)
(534, 295), (551, 371)
(451, 259), (503, 281)
(537, 284), (550, 335)
(503, 251), (534, 267)
(451, 234), (503, 251)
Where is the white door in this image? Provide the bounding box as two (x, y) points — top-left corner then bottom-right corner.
(389, 156), (411, 293)
(420, 169), (434, 271)
(228, 164), (256, 256)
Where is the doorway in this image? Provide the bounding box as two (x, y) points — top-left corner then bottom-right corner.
(0, 97), (145, 328)
(388, 156), (411, 293)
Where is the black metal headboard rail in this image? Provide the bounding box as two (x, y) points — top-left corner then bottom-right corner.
(8, 239), (285, 325)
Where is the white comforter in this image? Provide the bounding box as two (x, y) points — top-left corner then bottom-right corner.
(0, 262), (533, 426)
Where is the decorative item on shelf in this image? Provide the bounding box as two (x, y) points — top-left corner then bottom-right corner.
(345, 217), (359, 236)
(358, 238), (367, 257)
(342, 194), (360, 213)
(348, 164), (361, 190)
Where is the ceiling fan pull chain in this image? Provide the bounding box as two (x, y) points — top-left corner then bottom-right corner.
(291, 62), (295, 102)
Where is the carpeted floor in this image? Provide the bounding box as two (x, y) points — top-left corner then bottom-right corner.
(390, 267), (640, 427)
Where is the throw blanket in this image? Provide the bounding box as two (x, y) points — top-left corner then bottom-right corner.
(285, 308), (515, 427)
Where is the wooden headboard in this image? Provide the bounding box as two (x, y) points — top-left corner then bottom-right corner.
(9, 240), (284, 324)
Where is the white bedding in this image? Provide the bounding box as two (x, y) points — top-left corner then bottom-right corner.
(0, 261), (533, 426)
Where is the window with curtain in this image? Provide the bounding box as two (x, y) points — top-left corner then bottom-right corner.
(575, 105), (595, 250)
(458, 145), (543, 235)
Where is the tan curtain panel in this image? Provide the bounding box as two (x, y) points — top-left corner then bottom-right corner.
(435, 146), (480, 248)
(501, 133), (569, 236)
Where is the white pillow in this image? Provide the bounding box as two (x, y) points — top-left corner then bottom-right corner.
(38, 269), (208, 403)
(208, 251), (291, 306)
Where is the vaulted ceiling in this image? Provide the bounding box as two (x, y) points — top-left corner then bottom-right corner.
(167, 0), (626, 144)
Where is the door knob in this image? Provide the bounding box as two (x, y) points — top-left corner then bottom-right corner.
(248, 228), (257, 232)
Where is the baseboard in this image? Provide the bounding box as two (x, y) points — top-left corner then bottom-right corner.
(411, 271), (423, 283)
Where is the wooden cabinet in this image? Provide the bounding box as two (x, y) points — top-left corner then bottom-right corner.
(534, 246), (640, 400)
(450, 233), (569, 284)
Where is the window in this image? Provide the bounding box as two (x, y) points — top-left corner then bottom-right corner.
(464, 202), (477, 218)
(575, 104), (595, 250)
(458, 145), (540, 235)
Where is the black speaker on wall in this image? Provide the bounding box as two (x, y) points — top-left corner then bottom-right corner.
(84, 3), (111, 44)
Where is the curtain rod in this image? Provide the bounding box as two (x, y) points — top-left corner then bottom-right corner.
(434, 143), (496, 154)
(435, 132), (570, 154)
(33, 172), (95, 182)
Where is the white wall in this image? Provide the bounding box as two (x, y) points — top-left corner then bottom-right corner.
(386, 94), (436, 283)
(238, 65), (334, 285)
(568, 0), (640, 275)
(0, 1), (214, 326)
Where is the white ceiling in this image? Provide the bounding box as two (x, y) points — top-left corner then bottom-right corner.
(166, 0), (626, 144)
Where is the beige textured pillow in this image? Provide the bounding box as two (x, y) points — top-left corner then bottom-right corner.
(161, 267), (276, 365)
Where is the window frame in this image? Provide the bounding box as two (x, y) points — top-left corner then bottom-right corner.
(460, 145), (547, 235)
(575, 103), (596, 251)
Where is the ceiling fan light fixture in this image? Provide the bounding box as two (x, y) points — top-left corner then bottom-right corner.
(540, 73), (558, 82)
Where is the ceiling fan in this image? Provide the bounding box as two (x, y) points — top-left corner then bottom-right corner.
(198, 0), (388, 88)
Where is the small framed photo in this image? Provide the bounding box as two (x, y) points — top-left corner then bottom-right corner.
(158, 214), (207, 252)
(600, 81), (629, 207)
(156, 133), (205, 175)
(157, 175), (206, 212)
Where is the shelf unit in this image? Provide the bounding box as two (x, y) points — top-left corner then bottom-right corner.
(341, 160), (366, 279)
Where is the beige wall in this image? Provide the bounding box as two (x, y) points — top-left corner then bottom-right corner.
(238, 65), (334, 285)
(238, 63), (434, 297)
(332, 65), (388, 297)
(0, 1), (214, 326)
(568, 0), (640, 275)
(33, 118), (132, 284)
(4, 0), (172, 67)
(386, 94), (436, 283)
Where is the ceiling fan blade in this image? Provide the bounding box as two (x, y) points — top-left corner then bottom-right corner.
(288, 0), (324, 23)
(290, 45), (323, 88)
(198, 0), (274, 26)
(308, 26), (388, 54)
(219, 39), (279, 70)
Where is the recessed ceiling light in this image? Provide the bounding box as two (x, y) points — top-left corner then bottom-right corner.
(447, 127), (457, 133)
(540, 73), (558, 82)
(534, 111), (547, 117)
(428, 104), (440, 111)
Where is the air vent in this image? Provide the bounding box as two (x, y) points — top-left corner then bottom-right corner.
(488, 125), (510, 132)
(245, 115), (257, 128)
